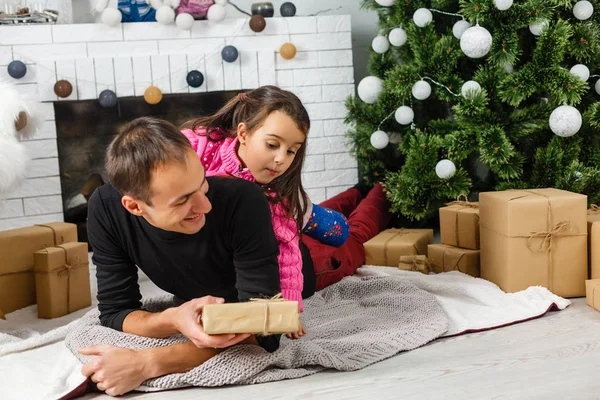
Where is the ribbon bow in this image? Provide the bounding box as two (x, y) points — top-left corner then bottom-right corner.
(526, 221), (571, 253)
(398, 255), (431, 274)
(249, 293), (286, 335)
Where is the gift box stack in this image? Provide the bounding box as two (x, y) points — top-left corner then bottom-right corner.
(363, 228), (434, 274)
(428, 197), (481, 277)
(0, 222), (92, 318)
(480, 188), (587, 298)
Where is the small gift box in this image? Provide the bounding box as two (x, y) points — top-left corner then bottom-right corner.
(364, 228), (434, 267)
(428, 244), (481, 277)
(586, 279), (600, 311)
(439, 196), (480, 250)
(398, 255), (431, 274)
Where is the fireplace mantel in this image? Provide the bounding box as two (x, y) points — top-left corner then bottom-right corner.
(0, 16), (358, 230)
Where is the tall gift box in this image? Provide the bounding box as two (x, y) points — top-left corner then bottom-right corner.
(480, 188), (587, 297)
(427, 244), (480, 277)
(586, 279), (600, 311)
(33, 242), (91, 319)
(439, 198), (480, 249)
(364, 228), (434, 267)
(587, 206), (600, 279)
(0, 222), (77, 314)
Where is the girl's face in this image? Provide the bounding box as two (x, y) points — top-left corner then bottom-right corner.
(236, 110), (306, 185)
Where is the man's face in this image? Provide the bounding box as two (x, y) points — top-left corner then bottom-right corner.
(140, 148), (212, 234)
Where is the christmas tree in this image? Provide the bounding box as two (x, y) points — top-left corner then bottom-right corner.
(346, 0), (600, 221)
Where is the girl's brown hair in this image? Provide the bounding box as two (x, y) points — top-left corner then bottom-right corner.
(181, 85), (311, 232)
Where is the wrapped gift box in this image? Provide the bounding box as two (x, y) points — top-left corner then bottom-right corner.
(0, 222), (77, 314)
(439, 200), (480, 250)
(427, 244), (480, 277)
(480, 188), (587, 297)
(398, 255), (431, 274)
(33, 242), (91, 319)
(585, 279), (600, 311)
(364, 228), (434, 267)
(587, 206), (600, 279)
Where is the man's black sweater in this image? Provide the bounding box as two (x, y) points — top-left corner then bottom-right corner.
(87, 177), (281, 350)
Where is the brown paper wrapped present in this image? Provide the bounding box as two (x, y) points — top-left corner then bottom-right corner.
(427, 244), (480, 277)
(0, 222), (77, 314)
(480, 188), (587, 298)
(364, 228), (434, 267)
(587, 205), (600, 279)
(202, 297), (300, 335)
(586, 279), (600, 311)
(398, 255), (431, 274)
(439, 196), (480, 250)
(33, 242), (91, 319)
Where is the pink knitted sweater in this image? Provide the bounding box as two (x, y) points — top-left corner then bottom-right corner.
(182, 128), (304, 311)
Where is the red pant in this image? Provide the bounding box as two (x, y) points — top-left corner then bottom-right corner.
(302, 184), (391, 290)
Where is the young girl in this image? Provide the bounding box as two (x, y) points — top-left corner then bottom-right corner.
(181, 86), (350, 324)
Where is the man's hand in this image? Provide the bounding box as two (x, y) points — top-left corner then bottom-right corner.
(79, 345), (150, 397)
(171, 296), (251, 348)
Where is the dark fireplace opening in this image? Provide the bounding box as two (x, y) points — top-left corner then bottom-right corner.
(54, 91), (237, 246)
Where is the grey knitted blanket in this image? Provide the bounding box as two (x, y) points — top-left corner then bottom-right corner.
(65, 275), (448, 389)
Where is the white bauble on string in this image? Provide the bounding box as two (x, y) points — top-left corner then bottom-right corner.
(207, 4), (226, 21)
(435, 159), (456, 179)
(175, 13), (194, 30)
(573, 1), (594, 20)
(412, 80), (432, 100)
(494, 0), (513, 11)
(370, 130), (389, 149)
(461, 80), (482, 98)
(357, 76), (383, 104)
(504, 64), (514, 73)
(460, 24), (492, 58)
(595, 79), (600, 95)
(529, 19), (548, 36)
(101, 8), (122, 26)
(389, 28), (407, 46)
(395, 106), (414, 125)
(452, 20), (471, 39)
(375, 0), (395, 6)
(549, 105), (582, 137)
(156, 5), (175, 24)
(389, 133), (402, 144)
(570, 64), (590, 81)
(372, 35), (390, 54)
(413, 8), (433, 27)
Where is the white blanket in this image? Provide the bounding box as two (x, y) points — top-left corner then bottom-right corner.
(0, 266), (570, 400)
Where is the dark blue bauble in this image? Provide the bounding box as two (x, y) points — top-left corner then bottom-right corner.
(7, 60), (27, 79)
(221, 45), (239, 63)
(186, 70), (204, 88)
(98, 89), (118, 108)
(280, 2), (296, 17)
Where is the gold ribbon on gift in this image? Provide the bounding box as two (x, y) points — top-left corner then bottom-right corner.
(446, 194), (479, 248)
(398, 255), (431, 274)
(34, 245), (85, 314)
(588, 204), (600, 215)
(249, 293), (286, 336)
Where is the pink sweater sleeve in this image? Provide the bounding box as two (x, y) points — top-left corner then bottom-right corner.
(270, 202), (304, 312)
(181, 128), (208, 157)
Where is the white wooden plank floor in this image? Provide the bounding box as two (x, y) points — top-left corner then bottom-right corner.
(85, 298), (600, 400)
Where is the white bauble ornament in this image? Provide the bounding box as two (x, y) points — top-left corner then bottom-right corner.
(370, 130), (389, 149)
(372, 35), (390, 54)
(570, 64), (590, 81)
(595, 79), (600, 95)
(0, 137), (29, 196)
(375, 0), (395, 6)
(549, 105), (582, 137)
(412, 80), (432, 100)
(357, 76), (383, 104)
(504, 64), (514, 73)
(452, 20), (471, 39)
(436, 159), (456, 179)
(389, 133), (402, 144)
(156, 5), (175, 24)
(101, 8), (122, 26)
(207, 4), (226, 21)
(494, 0), (513, 11)
(175, 12), (194, 30)
(461, 80), (482, 98)
(573, 1), (594, 20)
(413, 8), (433, 28)
(529, 19), (548, 36)
(460, 25), (492, 58)
(388, 28), (407, 47)
(214, 0), (228, 4)
(395, 106), (414, 125)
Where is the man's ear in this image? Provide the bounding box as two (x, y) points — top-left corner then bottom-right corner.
(237, 122), (249, 144)
(121, 195), (144, 216)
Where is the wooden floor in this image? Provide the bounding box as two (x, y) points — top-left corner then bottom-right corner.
(85, 298), (600, 400)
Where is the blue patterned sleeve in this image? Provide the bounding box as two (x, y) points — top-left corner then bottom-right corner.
(302, 204), (349, 247)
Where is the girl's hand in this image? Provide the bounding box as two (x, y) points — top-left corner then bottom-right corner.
(286, 324), (307, 340)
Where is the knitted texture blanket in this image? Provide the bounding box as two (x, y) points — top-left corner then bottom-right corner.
(65, 275), (448, 389)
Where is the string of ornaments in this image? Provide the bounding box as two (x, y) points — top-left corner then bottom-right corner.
(363, 0), (596, 179)
(6, 2), (298, 107)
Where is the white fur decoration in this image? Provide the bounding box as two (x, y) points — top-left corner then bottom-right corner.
(0, 136), (30, 197)
(0, 82), (32, 139)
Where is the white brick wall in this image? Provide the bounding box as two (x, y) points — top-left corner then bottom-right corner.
(0, 16), (357, 230)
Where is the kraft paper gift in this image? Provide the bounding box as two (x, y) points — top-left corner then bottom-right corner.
(427, 244), (480, 277)
(364, 228), (434, 267)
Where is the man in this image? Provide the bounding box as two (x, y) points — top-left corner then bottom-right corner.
(79, 117), (282, 396)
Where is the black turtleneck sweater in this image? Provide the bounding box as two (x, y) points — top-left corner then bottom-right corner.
(87, 177), (281, 351)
